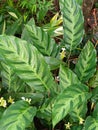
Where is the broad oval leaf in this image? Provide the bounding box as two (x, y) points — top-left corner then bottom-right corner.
(75, 41), (97, 82)
(0, 35), (57, 94)
(0, 100), (37, 130)
(60, 0), (84, 51)
(84, 116), (98, 130)
(22, 24), (59, 57)
(52, 84), (90, 127)
(59, 65), (81, 90)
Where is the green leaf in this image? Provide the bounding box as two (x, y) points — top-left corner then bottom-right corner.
(76, 0), (83, 6)
(71, 125), (83, 130)
(21, 24), (59, 57)
(91, 87), (98, 102)
(89, 70), (98, 88)
(52, 84), (90, 127)
(0, 35), (56, 94)
(23, 18), (35, 27)
(84, 116), (98, 130)
(0, 107), (5, 119)
(60, 0), (84, 51)
(93, 103), (98, 118)
(59, 65), (80, 90)
(1, 62), (26, 92)
(8, 12), (18, 19)
(0, 100), (37, 130)
(45, 57), (63, 70)
(69, 101), (87, 122)
(37, 97), (55, 123)
(42, 13), (63, 37)
(75, 41), (97, 82)
(6, 18), (22, 35)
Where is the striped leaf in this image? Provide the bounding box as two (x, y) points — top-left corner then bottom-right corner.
(59, 65), (80, 90)
(89, 70), (98, 88)
(60, 0), (84, 51)
(0, 35), (56, 94)
(22, 24), (59, 57)
(0, 100), (37, 130)
(75, 41), (97, 83)
(1, 62), (44, 103)
(1, 62), (26, 92)
(52, 84), (90, 127)
(69, 101), (88, 122)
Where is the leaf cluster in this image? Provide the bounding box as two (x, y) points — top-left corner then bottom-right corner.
(0, 0), (98, 130)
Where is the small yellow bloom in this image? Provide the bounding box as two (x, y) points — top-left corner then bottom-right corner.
(65, 122), (72, 129)
(8, 96), (14, 104)
(0, 97), (7, 108)
(79, 117), (84, 124)
(60, 48), (66, 60)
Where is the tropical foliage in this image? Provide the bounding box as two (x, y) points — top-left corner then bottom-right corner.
(0, 0), (98, 130)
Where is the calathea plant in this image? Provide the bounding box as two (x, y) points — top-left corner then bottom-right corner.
(0, 0), (98, 130)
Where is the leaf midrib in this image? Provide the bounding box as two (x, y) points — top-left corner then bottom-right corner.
(1, 43), (49, 91)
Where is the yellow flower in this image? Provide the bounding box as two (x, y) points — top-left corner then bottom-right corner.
(65, 122), (72, 129)
(8, 96), (14, 104)
(0, 97), (7, 108)
(79, 117), (84, 124)
(60, 48), (66, 60)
